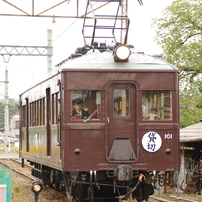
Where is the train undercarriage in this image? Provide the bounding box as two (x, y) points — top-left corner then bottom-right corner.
(28, 161), (154, 202)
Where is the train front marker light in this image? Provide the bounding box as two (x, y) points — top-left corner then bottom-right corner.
(114, 44), (131, 62)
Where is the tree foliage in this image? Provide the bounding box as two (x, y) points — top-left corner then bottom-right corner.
(153, 0), (202, 128)
(180, 88), (202, 128)
(153, 0), (202, 80)
(0, 99), (19, 130)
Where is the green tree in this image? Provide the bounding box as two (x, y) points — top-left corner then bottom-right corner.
(153, 0), (202, 128)
(180, 88), (202, 128)
(153, 0), (202, 83)
(0, 99), (19, 130)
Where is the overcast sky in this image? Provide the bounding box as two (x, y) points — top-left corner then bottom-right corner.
(0, 0), (174, 99)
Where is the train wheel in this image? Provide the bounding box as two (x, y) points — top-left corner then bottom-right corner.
(67, 183), (88, 202)
(50, 170), (61, 190)
(76, 184), (88, 202)
(135, 185), (142, 202)
(42, 172), (53, 188)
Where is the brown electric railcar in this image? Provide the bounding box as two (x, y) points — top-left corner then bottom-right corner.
(19, 44), (180, 202)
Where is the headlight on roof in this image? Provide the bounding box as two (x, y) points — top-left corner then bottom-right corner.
(114, 44), (131, 62)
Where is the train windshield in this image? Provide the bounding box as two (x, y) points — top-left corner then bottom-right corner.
(142, 91), (172, 120)
(70, 90), (101, 121)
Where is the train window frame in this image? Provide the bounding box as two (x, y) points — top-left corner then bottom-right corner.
(142, 90), (172, 121)
(21, 105), (26, 127)
(52, 92), (60, 125)
(70, 90), (102, 122)
(36, 100), (40, 126)
(113, 88), (130, 118)
(30, 101), (37, 126)
(39, 99), (43, 125)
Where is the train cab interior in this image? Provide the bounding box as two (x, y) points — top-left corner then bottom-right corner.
(69, 90), (173, 122)
(70, 90), (102, 121)
(142, 90), (172, 121)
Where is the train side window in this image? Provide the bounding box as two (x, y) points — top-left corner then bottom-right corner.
(36, 100), (40, 126)
(142, 91), (172, 120)
(22, 105), (26, 127)
(39, 99), (43, 125)
(30, 101), (37, 126)
(52, 93), (59, 124)
(70, 90), (101, 121)
(113, 88), (130, 117)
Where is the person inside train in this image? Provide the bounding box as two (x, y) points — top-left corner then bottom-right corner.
(71, 98), (89, 120)
(143, 107), (161, 120)
(148, 108), (161, 120)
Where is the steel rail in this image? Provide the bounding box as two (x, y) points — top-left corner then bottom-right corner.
(150, 195), (199, 202)
(10, 158), (34, 169)
(150, 195), (173, 202)
(1, 162), (35, 181)
(0, 160), (36, 181)
(170, 195), (199, 202)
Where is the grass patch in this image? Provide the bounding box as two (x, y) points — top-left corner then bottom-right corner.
(12, 180), (23, 201)
(0, 143), (16, 153)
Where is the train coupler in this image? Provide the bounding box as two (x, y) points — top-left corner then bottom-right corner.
(114, 165), (133, 181)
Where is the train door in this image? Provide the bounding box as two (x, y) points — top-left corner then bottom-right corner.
(57, 92), (62, 159)
(106, 83), (137, 162)
(46, 88), (51, 156)
(25, 98), (29, 152)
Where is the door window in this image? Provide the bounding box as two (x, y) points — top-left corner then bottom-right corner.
(113, 88), (130, 117)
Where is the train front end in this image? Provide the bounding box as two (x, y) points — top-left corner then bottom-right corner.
(58, 44), (180, 202)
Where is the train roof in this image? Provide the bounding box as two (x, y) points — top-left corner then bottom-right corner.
(57, 49), (179, 72)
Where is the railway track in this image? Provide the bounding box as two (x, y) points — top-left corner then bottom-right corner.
(150, 195), (199, 202)
(0, 158), (35, 180)
(0, 158), (199, 202)
(149, 196), (173, 202)
(0, 158), (68, 202)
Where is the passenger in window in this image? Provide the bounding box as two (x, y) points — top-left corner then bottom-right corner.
(144, 108), (161, 120)
(71, 99), (89, 120)
(150, 108), (161, 120)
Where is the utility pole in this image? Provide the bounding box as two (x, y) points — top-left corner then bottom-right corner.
(4, 68), (9, 153)
(0, 69), (9, 153)
(0, 30), (53, 153)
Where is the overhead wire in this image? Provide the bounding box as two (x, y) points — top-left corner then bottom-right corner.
(5, 1), (79, 80)
(11, 0), (97, 77)
(0, 1), (78, 92)
(1, 0), (112, 84)
(0, 0), (121, 96)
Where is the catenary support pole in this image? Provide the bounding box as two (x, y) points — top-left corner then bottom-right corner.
(4, 68), (9, 153)
(1, 30), (53, 152)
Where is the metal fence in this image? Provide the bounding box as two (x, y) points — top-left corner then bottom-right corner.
(0, 163), (12, 202)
